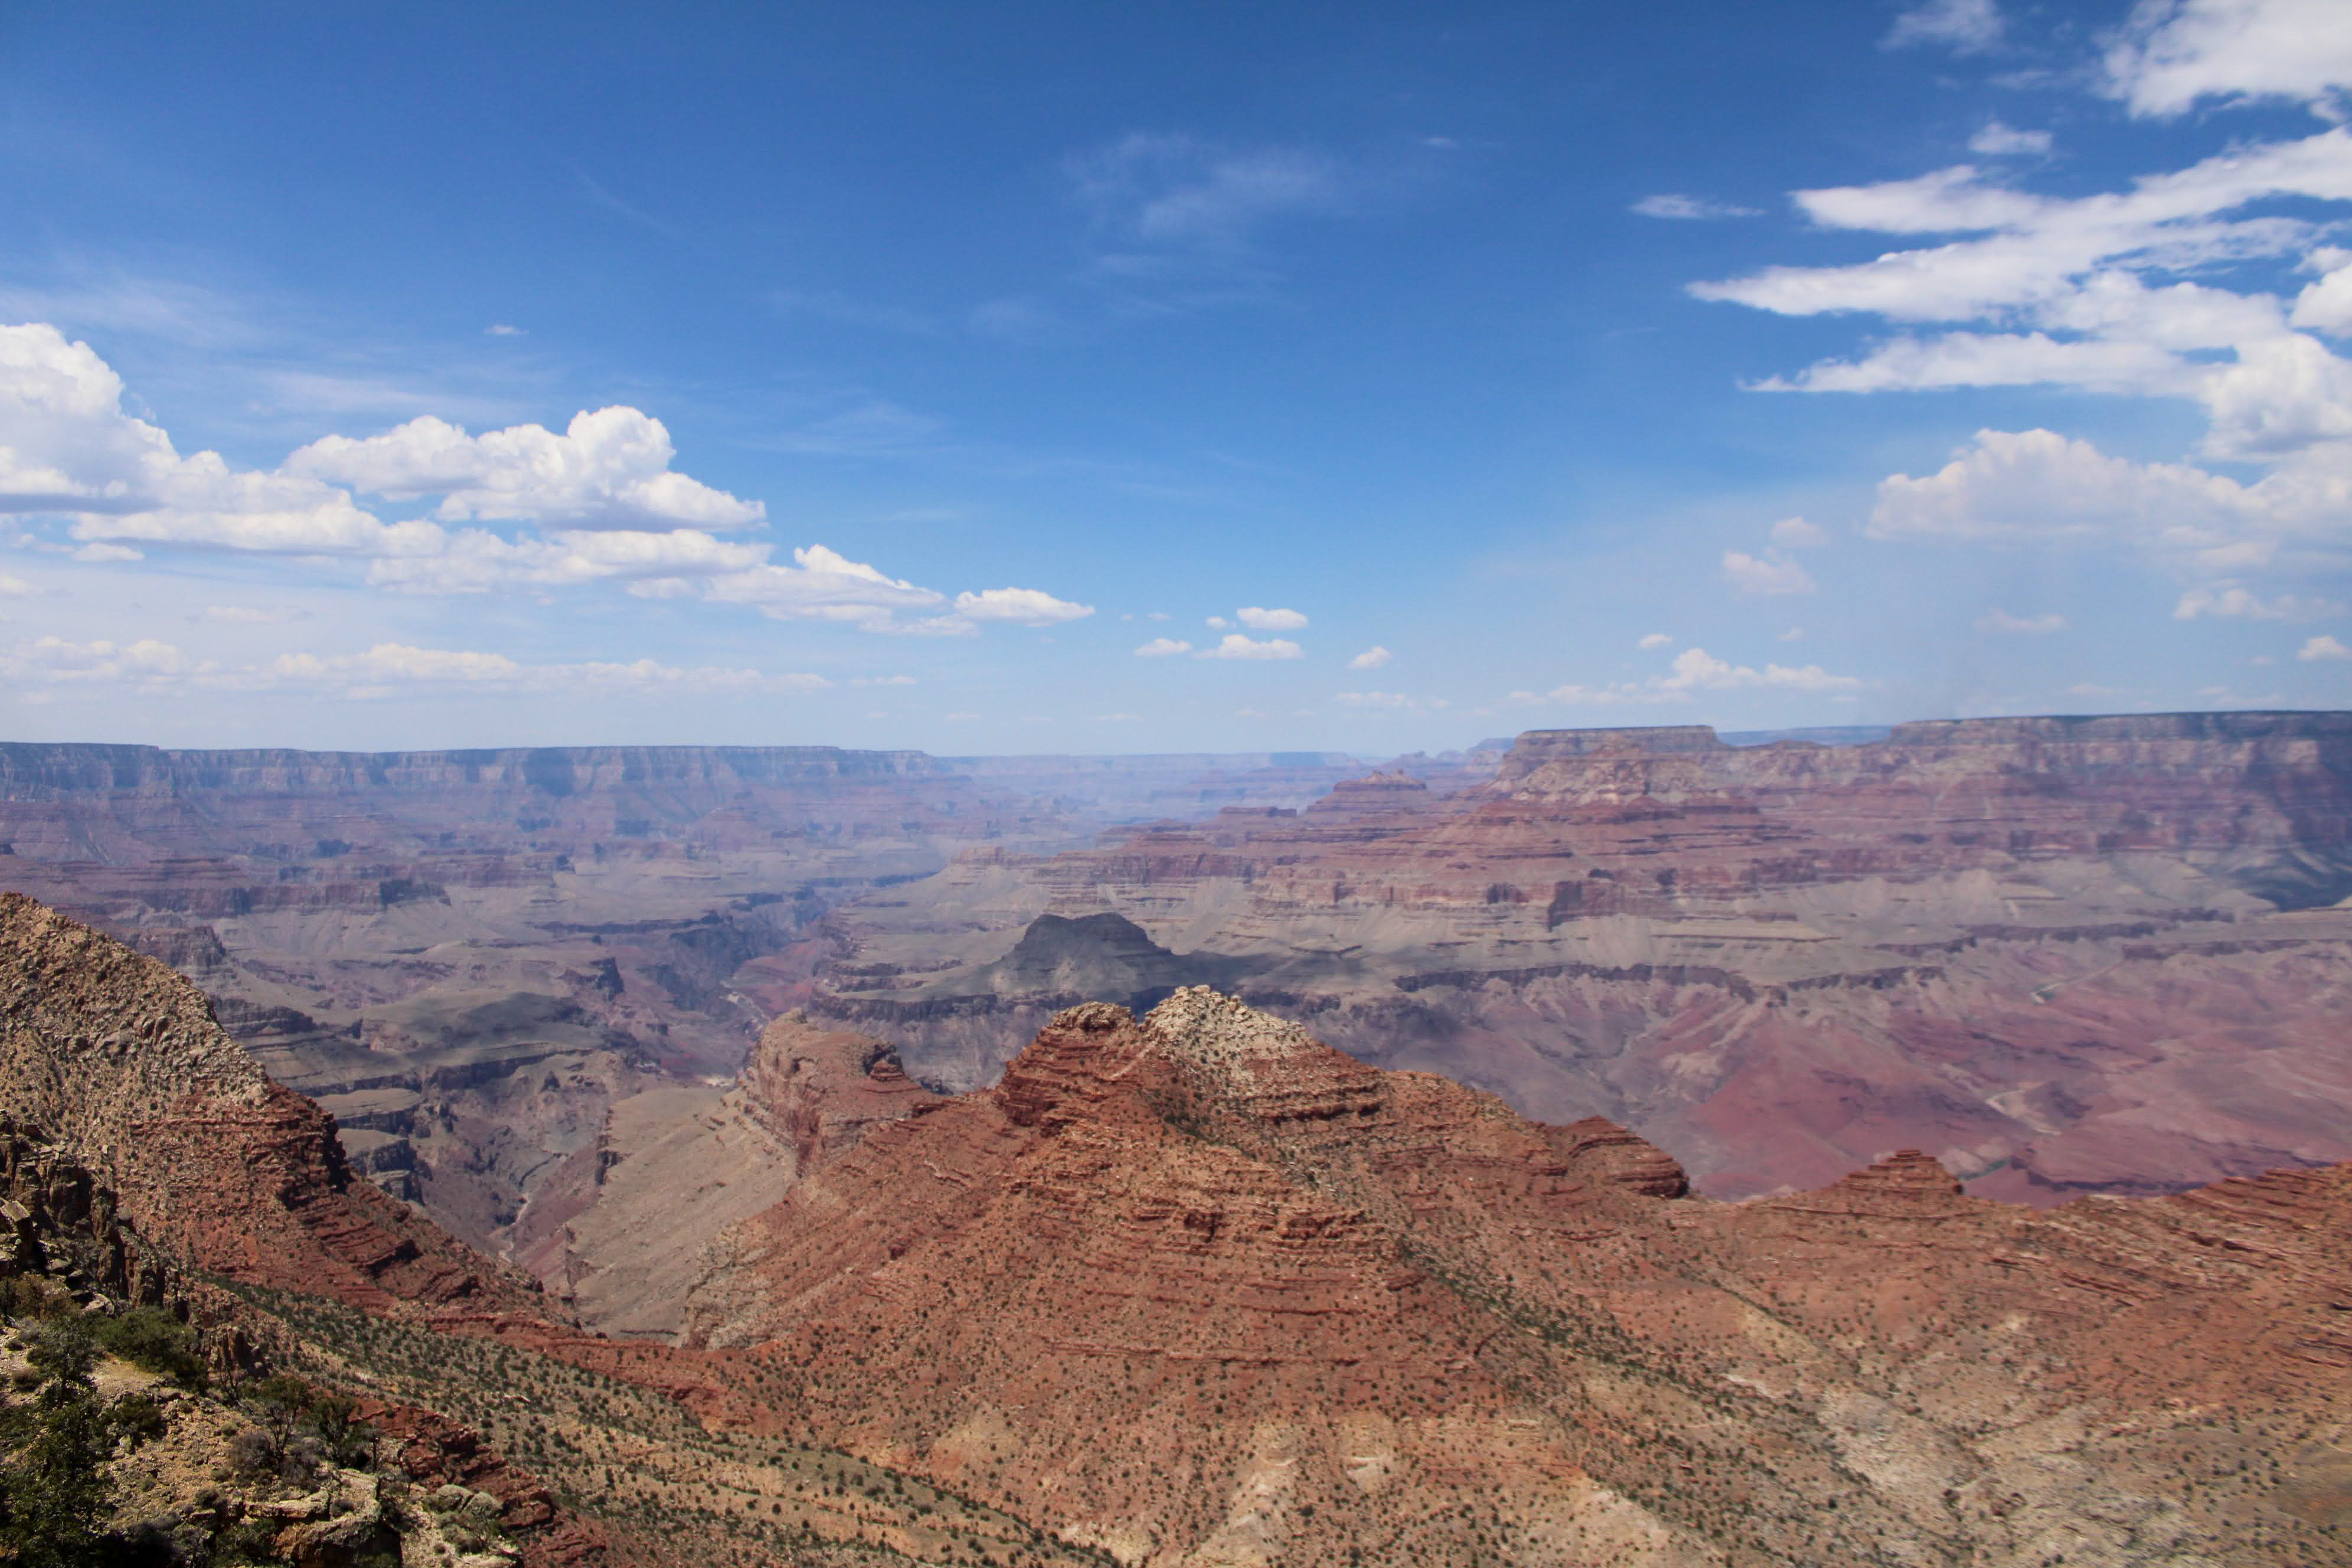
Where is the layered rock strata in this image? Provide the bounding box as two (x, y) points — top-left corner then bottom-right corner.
(686, 988), (2352, 1566)
(802, 713), (2352, 1201)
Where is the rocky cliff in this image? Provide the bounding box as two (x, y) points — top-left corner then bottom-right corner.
(801, 712), (2352, 1203)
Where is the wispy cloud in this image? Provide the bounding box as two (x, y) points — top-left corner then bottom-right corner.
(1632, 194), (1761, 221)
(1885, 0), (2004, 55)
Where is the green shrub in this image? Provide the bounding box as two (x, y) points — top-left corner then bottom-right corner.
(0, 1382), (112, 1566)
(107, 1393), (167, 1446)
(22, 1319), (94, 1390)
(94, 1308), (207, 1389)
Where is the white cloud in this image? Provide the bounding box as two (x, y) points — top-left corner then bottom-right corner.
(0, 574), (30, 596)
(197, 605), (306, 625)
(1778, 626), (1807, 641)
(1721, 549), (1817, 596)
(286, 407), (763, 532)
(953, 586), (1096, 626)
(1769, 516), (1828, 548)
(1236, 605), (1308, 631)
(2299, 633), (2352, 660)
(1636, 632), (1674, 649)
(1205, 615), (1230, 629)
(0, 322), (443, 558)
(1520, 646), (1863, 706)
(1660, 646), (1862, 692)
(1632, 194), (1762, 220)
(1135, 637), (1194, 657)
(700, 544), (950, 628)
(851, 674), (917, 687)
(2174, 584), (2347, 619)
(1886, 0), (2004, 54)
(5, 635), (191, 683)
(2102, 0), (2352, 118)
(1969, 122), (2053, 157)
(1201, 633), (1303, 660)
(1348, 645), (1393, 669)
(1977, 607), (2069, 633)
(484, 324), (525, 337)
(1862, 427), (2351, 582)
(366, 527), (770, 594)
(2295, 247), (2352, 337)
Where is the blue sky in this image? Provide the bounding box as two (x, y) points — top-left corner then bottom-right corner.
(2, 0), (2349, 752)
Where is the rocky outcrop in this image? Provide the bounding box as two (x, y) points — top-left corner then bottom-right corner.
(738, 1012), (944, 1170)
(0, 893), (534, 1315)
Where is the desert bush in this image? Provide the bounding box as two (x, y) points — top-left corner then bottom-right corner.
(94, 1308), (207, 1389)
(22, 1319), (94, 1389)
(108, 1393), (167, 1446)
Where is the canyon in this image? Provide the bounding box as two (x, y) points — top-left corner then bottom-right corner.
(2, 893), (2347, 1564)
(792, 713), (2352, 1206)
(0, 739), (1423, 1270)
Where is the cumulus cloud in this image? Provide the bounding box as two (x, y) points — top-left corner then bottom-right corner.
(1135, 637), (1194, 657)
(1976, 607), (2069, 633)
(1769, 516), (1828, 548)
(1637, 632), (1674, 649)
(0, 574), (30, 596)
(1236, 605), (1308, 631)
(1660, 646), (1861, 692)
(2299, 633), (2352, 660)
(2103, 0), (2352, 118)
(286, 408), (763, 531)
(1, 322), (1094, 638)
(1348, 645), (1393, 669)
(1969, 122), (2053, 157)
(1517, 646), (1863, 706)
(1721, 549), (1817, 596)
(1632, 194), (1761, 220)
(1860, 427), (2345, 582)
(953, 586), (1095, 626)
(1886, 0), (2004, 54)
(1, 322), (440, 557)
(1201, 633), (1303, 660)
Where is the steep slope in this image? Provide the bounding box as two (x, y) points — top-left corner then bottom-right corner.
(0, 890), (1144, 1568)
(688, 989), (2352, 1567)
(802, 712), (2352, 1200)
(0, 890), (538, 1315)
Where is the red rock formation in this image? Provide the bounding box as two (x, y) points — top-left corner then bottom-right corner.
(686, 991), (2352, 1566)
(737, 1011), (945, 1170)
(0, 893), (538, 1315)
